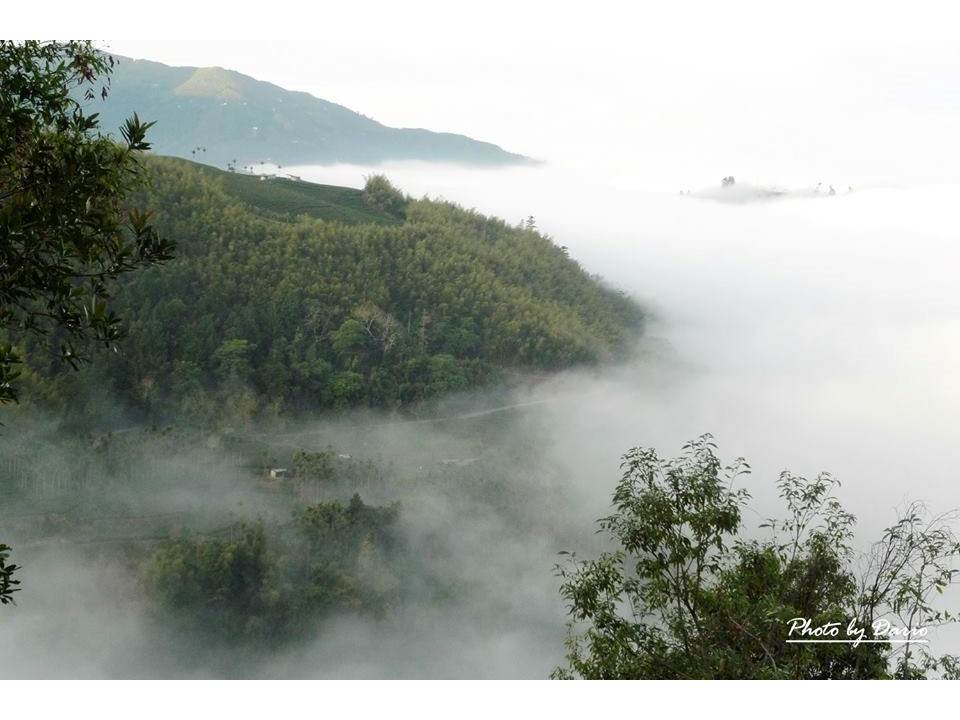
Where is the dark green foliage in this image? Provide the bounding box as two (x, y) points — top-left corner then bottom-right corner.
(0, 544), (19, 605)
(0, 40), (174, 601)
(146, 524), (277, 641)
(555, 436), (960, 679)
(85, 57), (531, 168)
(290, 496), (401, 610)
(19, 156), (642, 418)
(0, 40), (174, 405)
(293, 450), (337, 484)
(145, 495), (401, 644)
(291, 449), (388, 500)
(362, 174), (408, 220)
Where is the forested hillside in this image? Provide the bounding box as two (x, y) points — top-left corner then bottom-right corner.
(20, 157), (642, 421)
(87, 57), (531, 167)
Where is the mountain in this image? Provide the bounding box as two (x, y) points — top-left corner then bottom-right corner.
(19, 157), (642, 420)
(86, 56), (531, 168)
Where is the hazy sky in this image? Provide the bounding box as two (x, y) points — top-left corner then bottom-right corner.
(82, 1), (960, 189)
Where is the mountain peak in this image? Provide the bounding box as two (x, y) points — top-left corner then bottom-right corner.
(174, 66), (251, 102)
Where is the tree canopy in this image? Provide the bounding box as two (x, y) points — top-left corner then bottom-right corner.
(554, 436), (960, 679)
(0, 40), (174, 604)
(0, 40), (174, 405)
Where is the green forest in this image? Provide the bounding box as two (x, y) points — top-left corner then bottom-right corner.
(16, 157), (642, 422)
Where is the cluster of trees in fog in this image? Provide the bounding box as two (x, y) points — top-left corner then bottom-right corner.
(147, 495), (401, 645)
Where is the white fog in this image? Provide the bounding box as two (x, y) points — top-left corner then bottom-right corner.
(5, 158), (957, 676)
(285, 160), (960, 527)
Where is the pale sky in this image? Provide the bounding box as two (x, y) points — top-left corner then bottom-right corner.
(16, 0), (960, 187)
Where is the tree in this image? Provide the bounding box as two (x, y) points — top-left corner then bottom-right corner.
(213, 338), (254, 383)
(554, 435), (960, 679)
(0, 543), (19, 605)
(0, 40), (174, 405)
(0, 40), (174, 604)
(361, 174), (407, 219)
(145, 524), (277, 642)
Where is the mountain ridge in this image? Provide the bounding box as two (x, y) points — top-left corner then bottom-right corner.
(87, 54), (533, 169)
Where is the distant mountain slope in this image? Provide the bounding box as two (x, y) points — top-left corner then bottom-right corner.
(19, 157), (642, 419)
(86, 56), (531, 168)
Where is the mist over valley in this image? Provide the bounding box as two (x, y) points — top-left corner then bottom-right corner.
(3, 25), (960, 682)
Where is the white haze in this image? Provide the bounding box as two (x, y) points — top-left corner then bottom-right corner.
(107, 1), (960, 189)
(285, 161), (960, 664)
(282, 161), (960, 533)
(5, 161), (958, 677)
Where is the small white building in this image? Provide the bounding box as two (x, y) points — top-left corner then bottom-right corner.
(269, 468), (288, 480)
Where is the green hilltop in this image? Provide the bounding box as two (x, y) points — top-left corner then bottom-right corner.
(187, 160), (403, 225)
(19, 157), (642, 421)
